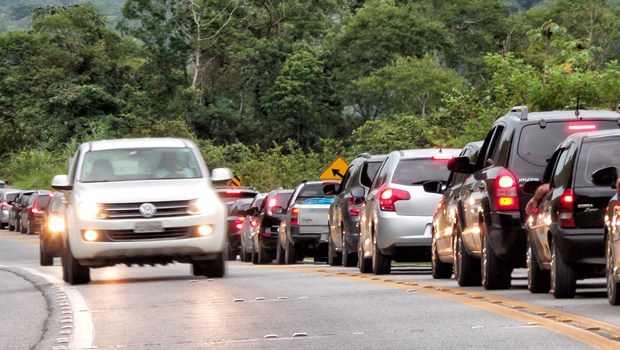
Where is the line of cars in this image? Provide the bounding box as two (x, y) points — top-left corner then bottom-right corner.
(223, 105), (620, 306)
(427, 105), (620, 305)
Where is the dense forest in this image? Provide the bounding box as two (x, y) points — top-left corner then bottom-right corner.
(0, 0), (619, 191)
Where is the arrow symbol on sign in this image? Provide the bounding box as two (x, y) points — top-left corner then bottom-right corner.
(331, 169), (344, 179)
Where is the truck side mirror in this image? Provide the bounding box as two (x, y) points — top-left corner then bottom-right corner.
(51, 174), (72, 191)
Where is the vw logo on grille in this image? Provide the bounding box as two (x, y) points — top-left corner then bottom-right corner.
(139, 203), (157, 218)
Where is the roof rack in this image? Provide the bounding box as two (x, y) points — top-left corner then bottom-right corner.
(509, 105), (528, 120)
(356, 153), (371, 159)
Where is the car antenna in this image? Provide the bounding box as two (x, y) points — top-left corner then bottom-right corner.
(575, 94), (581, 119)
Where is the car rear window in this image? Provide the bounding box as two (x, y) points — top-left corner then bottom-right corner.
(295, 183), (332, 202)
(391, 159), (452, 185)
(37, 195), (51, 209)
(575, 139), (620, 187)
(277, 192), (293, 207)
(6, 193), (18, 202)
(512, 120), (620, 179)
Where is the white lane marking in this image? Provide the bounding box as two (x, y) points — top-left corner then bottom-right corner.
(21, 267), (94, 350)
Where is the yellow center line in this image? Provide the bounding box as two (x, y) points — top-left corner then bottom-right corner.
(254, 264), (620, 350)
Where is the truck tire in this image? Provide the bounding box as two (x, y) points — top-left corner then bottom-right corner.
(454, 232), (481, 286)
(284, 237), (297, 264)
(205, 252), (226, 278)
(275, 240), (285, 264)
(372, 233), (391, 275)
(431, 235), (452, 279)
(551, 238), (576, 299)
(327, 234), (341, 266)
(63, 239), (90, 285)
(481, 229), (511, 290)
(527, 234), (550, 293)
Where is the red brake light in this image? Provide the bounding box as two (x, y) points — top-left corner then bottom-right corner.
(268, 198), (277, 208)
(432, 153), (454, 160)
(250, 217), (257, 228)
(234, 216), (245, 231)
(30, 197), (40, 214)
(291, 206), (300, 226)
(494, 169), (519, 211)
(379, 188), (411, 211)
(348, 197), (360, 216)
(568, 123), (597, 131)
(558, 189), (575, 228)
(1, 200), (6, 210)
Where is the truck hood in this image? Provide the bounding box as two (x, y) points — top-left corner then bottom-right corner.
(74, 179), (212, 203)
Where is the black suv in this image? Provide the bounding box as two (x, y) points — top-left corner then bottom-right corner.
(325, 153), (386, 267)
(449, 106), (620, 290)
(525, 129), (620, 298)
(251, 189), (294, 264)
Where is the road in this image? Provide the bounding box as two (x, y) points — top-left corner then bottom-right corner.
(1, 229), (619, 350)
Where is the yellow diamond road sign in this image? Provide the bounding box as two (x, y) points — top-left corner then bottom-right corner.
(319, 156), (348, 180)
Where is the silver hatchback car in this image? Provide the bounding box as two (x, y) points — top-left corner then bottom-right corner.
(358, 148), (461, 274)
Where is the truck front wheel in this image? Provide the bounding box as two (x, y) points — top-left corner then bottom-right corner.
(62, 239), (90, 285)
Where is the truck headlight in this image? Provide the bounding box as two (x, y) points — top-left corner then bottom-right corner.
(188, 197), (216, 215)
(48, 215), (65, 233)
(78, 200), (104, 219)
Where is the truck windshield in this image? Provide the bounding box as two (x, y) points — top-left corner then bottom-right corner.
(80, 147), (202, 182)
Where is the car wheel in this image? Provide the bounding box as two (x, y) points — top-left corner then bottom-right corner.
(342, 235), (358, 268)
(372, 232), (391, 275)
(550, 237), (576, 299)
(527, 234), (550, 293)
(454, 230), (481, 286)
(358, 234), (372, 273)
(257, 238), (272, 264)
(39, 234), (54, 266)
(8, 222), (14, 231)
(607, 233), (620, 305)
(284, 237), (297, 264)
(17, 219), (23, 234)
(481, 228), (511, 290)
(62, 238), (90, 285)
(431, 234), (452, 279)
(27, 220), (35, 235)
(275, 239), (285, 265)
(0, 222), (5, 229)
(226, 241), (237, 261)
(327, 233), (341, 266)
(251, 247), (259, 264)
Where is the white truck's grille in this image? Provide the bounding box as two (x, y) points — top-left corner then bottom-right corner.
(101, 200), (191, 219)
(105, 227), (191, 241)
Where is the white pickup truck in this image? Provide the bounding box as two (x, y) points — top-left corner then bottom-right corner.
(51, 138), (232, 284)
(276, 180), (338, 264)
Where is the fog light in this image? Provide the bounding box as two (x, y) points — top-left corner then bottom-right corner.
(83, 230), (98, 242)
(197, 225), (214, 236)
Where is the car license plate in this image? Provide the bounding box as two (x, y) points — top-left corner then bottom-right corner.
(134, 222), (164, 233)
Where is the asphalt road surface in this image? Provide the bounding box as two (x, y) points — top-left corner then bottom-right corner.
(1, 229), (619, 350)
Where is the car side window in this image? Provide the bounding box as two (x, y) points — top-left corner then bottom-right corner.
(476, 127), (499, 169)
(340, 165), (355, 191)
(551, 145), (573, 188)
(486, 125), (506, 167)
(542, 148), (562, 184)
(371, 157), (391, 190)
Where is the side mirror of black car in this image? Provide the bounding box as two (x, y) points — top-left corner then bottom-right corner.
(591, 166), (618, 188)
(447, 156), (474, 174)
(522, 180), (543, 195)
(272, 206), (285, 215)
(423, 181), (443, 194)
(323, 183), (337, 195)
(245, 208), (257, 216)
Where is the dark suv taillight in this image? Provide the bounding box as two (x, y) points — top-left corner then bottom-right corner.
(30, 197), (40, 214)
(233, 216), (245, 231)
(379, 188), (410, 211)
(494, 169), (519, 211)
(558, 189), (575, 228)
